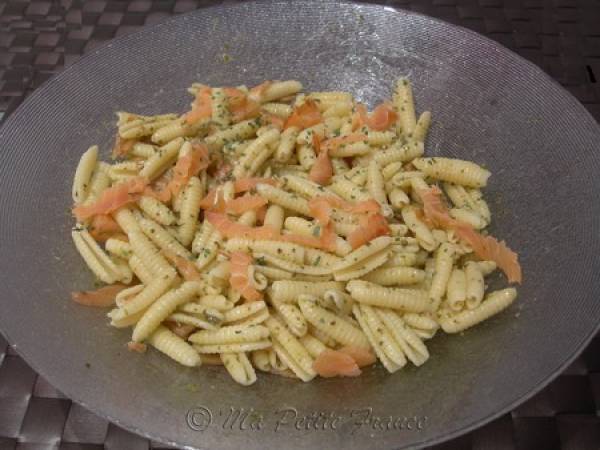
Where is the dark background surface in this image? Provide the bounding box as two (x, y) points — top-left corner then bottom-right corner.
(0, 1), (599, 449)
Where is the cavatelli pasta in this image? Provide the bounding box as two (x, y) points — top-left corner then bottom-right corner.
(70, 78), (520, 385)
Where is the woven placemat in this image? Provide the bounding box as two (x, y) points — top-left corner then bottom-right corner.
(1, 1), (599, 449)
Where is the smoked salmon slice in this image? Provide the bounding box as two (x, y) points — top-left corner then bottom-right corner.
(284, 100), (322, 130)
(88, 214), (123, 242)
(338, 346), (377, 367)
(309, 135), (333, 186)
(111, 135), (137, 159)
(313, 349), (361, 377)
(418, 186), (522, 283)
(185, 86), (212, 125)
(71, 284), (128, 307)
(73, 176), (147, 221)
(162, 249), (202, 282)
(354, 103), (397, 131)
(347, 213), (391, 249)
(229, 251), (263, 302)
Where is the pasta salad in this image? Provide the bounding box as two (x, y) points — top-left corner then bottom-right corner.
(70, 78), (522, 385)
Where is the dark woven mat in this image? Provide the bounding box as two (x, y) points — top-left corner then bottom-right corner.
(1, 1), (599, 449)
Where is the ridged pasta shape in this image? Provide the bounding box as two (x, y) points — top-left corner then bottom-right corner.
(298, 295), (370, 348)
(268, 280), (343, 303)
(412, 157), (491, 188)
(148, 325), (201, 367)
(438, 288), (517, 333)
(132, 281), (200, 342)
(346, 280), (429, 313)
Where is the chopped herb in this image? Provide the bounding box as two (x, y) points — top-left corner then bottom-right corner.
(312, 226), (321, 237)
(313, 256), (321, 266)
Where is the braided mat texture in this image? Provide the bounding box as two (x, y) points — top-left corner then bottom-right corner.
(0, 1), (599, 449)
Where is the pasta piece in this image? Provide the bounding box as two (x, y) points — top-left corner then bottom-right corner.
(412, 157), (491, 188)
(304, 248), (342, 268)
(105, 238), (132, 259)
(465, 261), (485, 309)
(382, 252), (418, 268)
(367, 159), (392, 217)
(322, 101), (353, 118)
(262, 102), (292, 118)
(108, 272), (176, 322)
(376, 308), (429, 366)
(205, 119), (261, 150)
(352, 304), (403, 373)
(131, 143), (156, 158)
(168, 312), (218, 330)
(281, 174), (333, 199)
(211, 87), (231, 128)
(275, 126), (300, 162)
(72, 145), (98, 204)
(298, 295), (370, 348)
(296, 144), (316, 170)
(137, 215), (191, 259)
(299, 334), (329, 358)
(255, 264), (293, 281)
(394, 78), (417, 135)
(148, 325), (201, 367)
(329, 177), (371, 202)
(411, 111), (431, 143)
(74, 229), (130, 282)
(260, 80), (303, 103)
(446, 268), (467, 311)
(373, 141), (423, 166)
(346, 280), (429, 313)
(401, 206), (437, 252)
(265, 316), (315, 380)
(328, 141), (371, 158)
(333, 248), (390, 281)
(362, 266), (426, 286)
(429, 243), (456, 311)
(403, 313), (439, 340)
(254, 252), (332, 277)
(389, 188), (410, 210)
(331, 236), (392, 272)
(270, 298), (307, 337)
(128, 230), (176, 277)
(189, 324), (269, 345)
(357, 304), (406, 367)
(263, 205), (285, 232)
(284, 216), (351, 257)
(268, 280), (343, 303)
(233, 129), (280, 179)
(466, 188), (492, 223)
(138, 196), (176, 226)
(256, 183), (311, 216)
(128, 255), (154, 285)
(193, 341), (271, 354)
(81, 165), (111, 206)
(438, 288), (517, 333)
(322, 290), (354, 316)
(221, 353), (257, 386)
(132, 281), (200, 342)
(225, 238), (305, 265)
(151, 117), (208, 145)
(223, 301), (268, 325)
(178, 176), (203, 246)
(450, 208), (487, 230)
